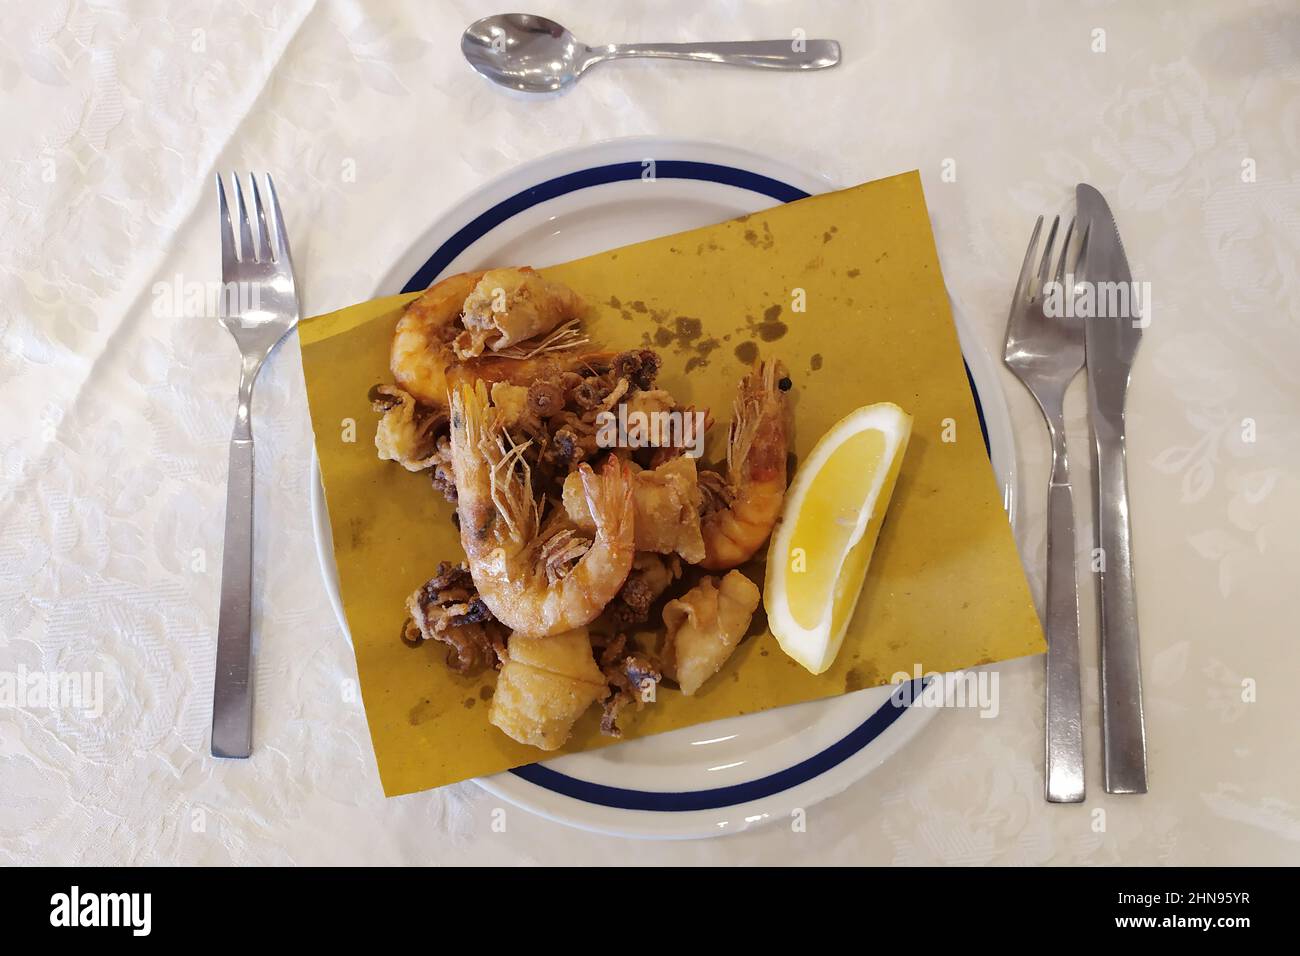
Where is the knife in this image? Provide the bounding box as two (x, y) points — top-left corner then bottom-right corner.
(1076, 183), (1148, 794)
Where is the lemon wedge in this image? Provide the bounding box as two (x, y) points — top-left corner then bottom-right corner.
(764, 403), (913, 674)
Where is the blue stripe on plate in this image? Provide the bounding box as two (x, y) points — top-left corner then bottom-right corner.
(407, 157), (989, 813)
(401, 161), (811, 294)
(511, 678), (930, 812)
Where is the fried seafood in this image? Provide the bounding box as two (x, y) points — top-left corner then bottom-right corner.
(391, 268), (590, 416)
(428, 434), (458, 502)
(402, 562), (506, 675)
(699, 360), (792, 570)
(444, 348), (615, 400)
(611, 348), (662, 390)
(487, 381), (531, 429)
(449, 381), (636, 637)
(391, 271), (484, 408)
(662, 571), (762, 695)
(593, 632), (662, 736)
(377, 266), (800, 751)
(562, 455), (705, 563)
(445, 346), (676, 477)
(371, 384), (446, 472)
(488, 628), (608, 750)
(603, 553), (682, 631)
(456, 267), (585, 359)
(443, 346), (678, 507)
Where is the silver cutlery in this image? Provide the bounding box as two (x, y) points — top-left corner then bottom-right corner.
(210, 172), (299, 759)
(1004, 213), (1087, 803)
(1076, 183), (1148, 794)
(462, 13), (841, 93)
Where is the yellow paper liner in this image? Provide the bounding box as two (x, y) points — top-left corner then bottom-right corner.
(299, 171), (1045, 796)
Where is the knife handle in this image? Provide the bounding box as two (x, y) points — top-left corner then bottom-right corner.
(1044, 411), (1085, 803)
(1092, 415), (1149, 793)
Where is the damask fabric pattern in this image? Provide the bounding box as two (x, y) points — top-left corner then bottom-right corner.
(1, 1), (1297, 864)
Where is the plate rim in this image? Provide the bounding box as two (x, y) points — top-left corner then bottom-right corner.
(308, 136), (1019, 839)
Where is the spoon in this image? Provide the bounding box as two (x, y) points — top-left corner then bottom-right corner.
(462, 13), (841, 93)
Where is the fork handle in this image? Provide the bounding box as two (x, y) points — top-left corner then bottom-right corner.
(1044, 411), (1086, 802)
(211, 377), (257, 758)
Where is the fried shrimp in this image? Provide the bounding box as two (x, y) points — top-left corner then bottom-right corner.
(456, 267), (585, 360)
(699, 360), (792, 570)
(391, 268), (589, 411)
(449, 381), (635, 637)
(390, 271), (484, 409)
(442, 350), (615, 418)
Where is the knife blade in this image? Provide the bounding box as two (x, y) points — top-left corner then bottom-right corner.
(1077, 183), (1148, 794)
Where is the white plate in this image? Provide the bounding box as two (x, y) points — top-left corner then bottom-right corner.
(310, 137), (1018, 840)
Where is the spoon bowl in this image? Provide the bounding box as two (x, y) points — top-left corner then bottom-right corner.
(462, 14), (588, 93)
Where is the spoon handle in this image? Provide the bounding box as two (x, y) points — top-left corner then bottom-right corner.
(596, 39), (840, 71)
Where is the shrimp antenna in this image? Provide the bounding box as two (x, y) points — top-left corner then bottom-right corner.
(495, 319), (590, 360)
(488, 428), (537, 540)
(725, 361), (776, 481)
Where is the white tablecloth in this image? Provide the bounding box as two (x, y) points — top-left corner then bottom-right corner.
(3, 0), (1297, 865)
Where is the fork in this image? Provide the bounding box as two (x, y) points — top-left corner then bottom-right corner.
(210, 172), (299, 759)
(1003, 214), (1087, 803)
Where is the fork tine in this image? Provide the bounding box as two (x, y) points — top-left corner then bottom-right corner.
(1075, 221), (1091, 283)
(1054, 216), (1076, 288)
(232, 173), (256, 263)
(1034, 215), (1060, 299)
(249, 173), (273, 264)
(1011, 215), (1044, 308)
(264, 174), (294, 269)
(216, 174), (238, 277)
